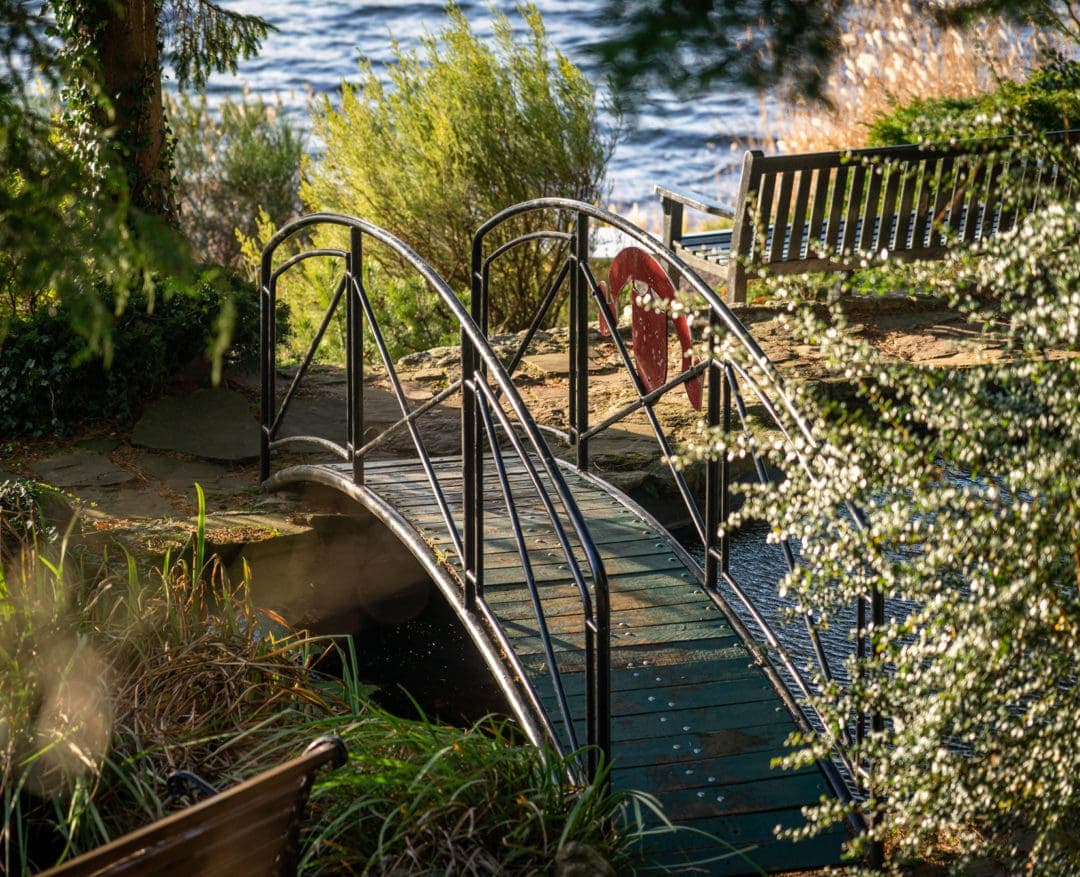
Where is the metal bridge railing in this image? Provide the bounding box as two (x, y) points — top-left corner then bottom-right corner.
(472, 198), (875, 800)
(258, 213), (609, 780)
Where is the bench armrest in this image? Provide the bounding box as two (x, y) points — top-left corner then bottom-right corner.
(655, 184), (736, 219)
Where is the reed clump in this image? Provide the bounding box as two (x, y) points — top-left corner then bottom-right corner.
(771, 0), (1058, 151)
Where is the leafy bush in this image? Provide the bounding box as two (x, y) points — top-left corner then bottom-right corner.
(695, 134), (1080, 872)
(867, 59), (1080, 145)
(170, 92), (304, 268)
(0, 268), (266, 437)
(303, 2), (616, 332)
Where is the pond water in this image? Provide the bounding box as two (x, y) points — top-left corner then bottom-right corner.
(209, 1), (773, 223)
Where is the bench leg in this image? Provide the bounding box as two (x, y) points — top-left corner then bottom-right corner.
(660, 196), (684, 289)
(728, 261), (747, 305)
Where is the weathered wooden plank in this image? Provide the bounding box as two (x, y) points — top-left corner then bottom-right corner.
(480, 569), (698, 605)
(502, 608), (728, 647)
(542, 677), (778, 722)
(481, 550), (686, 584)
(931, 155), (957, 244)
(879, 163), (902, 249)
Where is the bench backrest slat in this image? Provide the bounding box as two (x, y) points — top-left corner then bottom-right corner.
(879, 162), (903, 250)
(754, 170), (777, 265)
(769, 171), (796, 262)
(825, 165), (848, 254)
(859, 163), (884, 252)
(842, 164), (867, 254)
(787, 169), (814, 259)
(893, 160), (919, 249)
(807, 167), (832, 254)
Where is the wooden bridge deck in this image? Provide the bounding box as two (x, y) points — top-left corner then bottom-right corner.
(307, 455), (849, 874)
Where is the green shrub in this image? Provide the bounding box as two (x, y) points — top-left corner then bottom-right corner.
(867, 59), (1080, 145)
(303, 2), (616, 332)
(170, 92), (305, 269)
(0, 268), (266, 437)
(693, 134), (1080, 872)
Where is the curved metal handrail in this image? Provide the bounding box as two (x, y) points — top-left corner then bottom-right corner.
(471, 198), (868, 793)
(259, 212), (610, 778)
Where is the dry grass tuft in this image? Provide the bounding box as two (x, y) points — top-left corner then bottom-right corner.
(771, 0), (1059, 152)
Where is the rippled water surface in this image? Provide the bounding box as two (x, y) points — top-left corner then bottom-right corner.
(210, 1), (771, 220)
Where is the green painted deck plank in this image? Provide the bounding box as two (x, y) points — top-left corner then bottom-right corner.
(489, 583), (708, 622)
(530, 656), (764, 696)
(630, 771), (831, 819)
(506, 619), (740, 656)
(547, 698), (794, 741)
(497, 598), (726, 637)
(653, 807), (851, 851)
(640, 823), (851, 876)
(480, 569), (698, 603)
(517, 637), (755, 676)
(613, 730), (807, 777)
(482, 551), (686, 583)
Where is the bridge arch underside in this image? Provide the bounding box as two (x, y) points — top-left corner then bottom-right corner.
(266, 458), (850, 874)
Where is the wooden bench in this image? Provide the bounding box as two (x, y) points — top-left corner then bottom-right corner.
(659, 130), (1077, 304)
(39, 736), (347, 877)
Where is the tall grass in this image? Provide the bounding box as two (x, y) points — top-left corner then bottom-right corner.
(0, 487), (336, 872)
(769, 0), (1058, 151)
(0, 488), (656, 874)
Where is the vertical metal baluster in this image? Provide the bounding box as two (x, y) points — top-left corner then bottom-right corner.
(464, 236), (484, 612)
(259, 249), (274, 484)
(571, 211), (590, 471)
(347, 229), (365, 485)
(704, 312), (722, 591)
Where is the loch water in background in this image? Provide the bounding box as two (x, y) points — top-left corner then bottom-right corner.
(209, 1), (773, 226)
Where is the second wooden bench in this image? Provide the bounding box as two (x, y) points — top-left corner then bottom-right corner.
(658, 131), (1077, 304)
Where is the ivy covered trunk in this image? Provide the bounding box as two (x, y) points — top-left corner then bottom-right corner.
(86, 0), (177, 221)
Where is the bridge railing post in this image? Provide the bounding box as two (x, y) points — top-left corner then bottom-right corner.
(347, 227), (365, 485)
(569, 211), (589, 471)
(704, 314), (728, 591)
(463, 240), (486, 612)
(259, 249), (275, 485)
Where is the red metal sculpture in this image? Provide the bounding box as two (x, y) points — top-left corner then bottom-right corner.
(599, 247), (702, 410)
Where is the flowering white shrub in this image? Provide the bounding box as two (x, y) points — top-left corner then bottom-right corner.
(688, 135), (1080, 872)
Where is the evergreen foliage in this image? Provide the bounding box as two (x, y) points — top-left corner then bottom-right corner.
(0, 269), (265, 438)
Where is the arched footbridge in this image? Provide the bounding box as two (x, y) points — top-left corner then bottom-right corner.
(258, 202), (869, 873)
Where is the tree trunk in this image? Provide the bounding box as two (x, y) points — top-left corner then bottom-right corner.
(89, 0), (177, 222)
